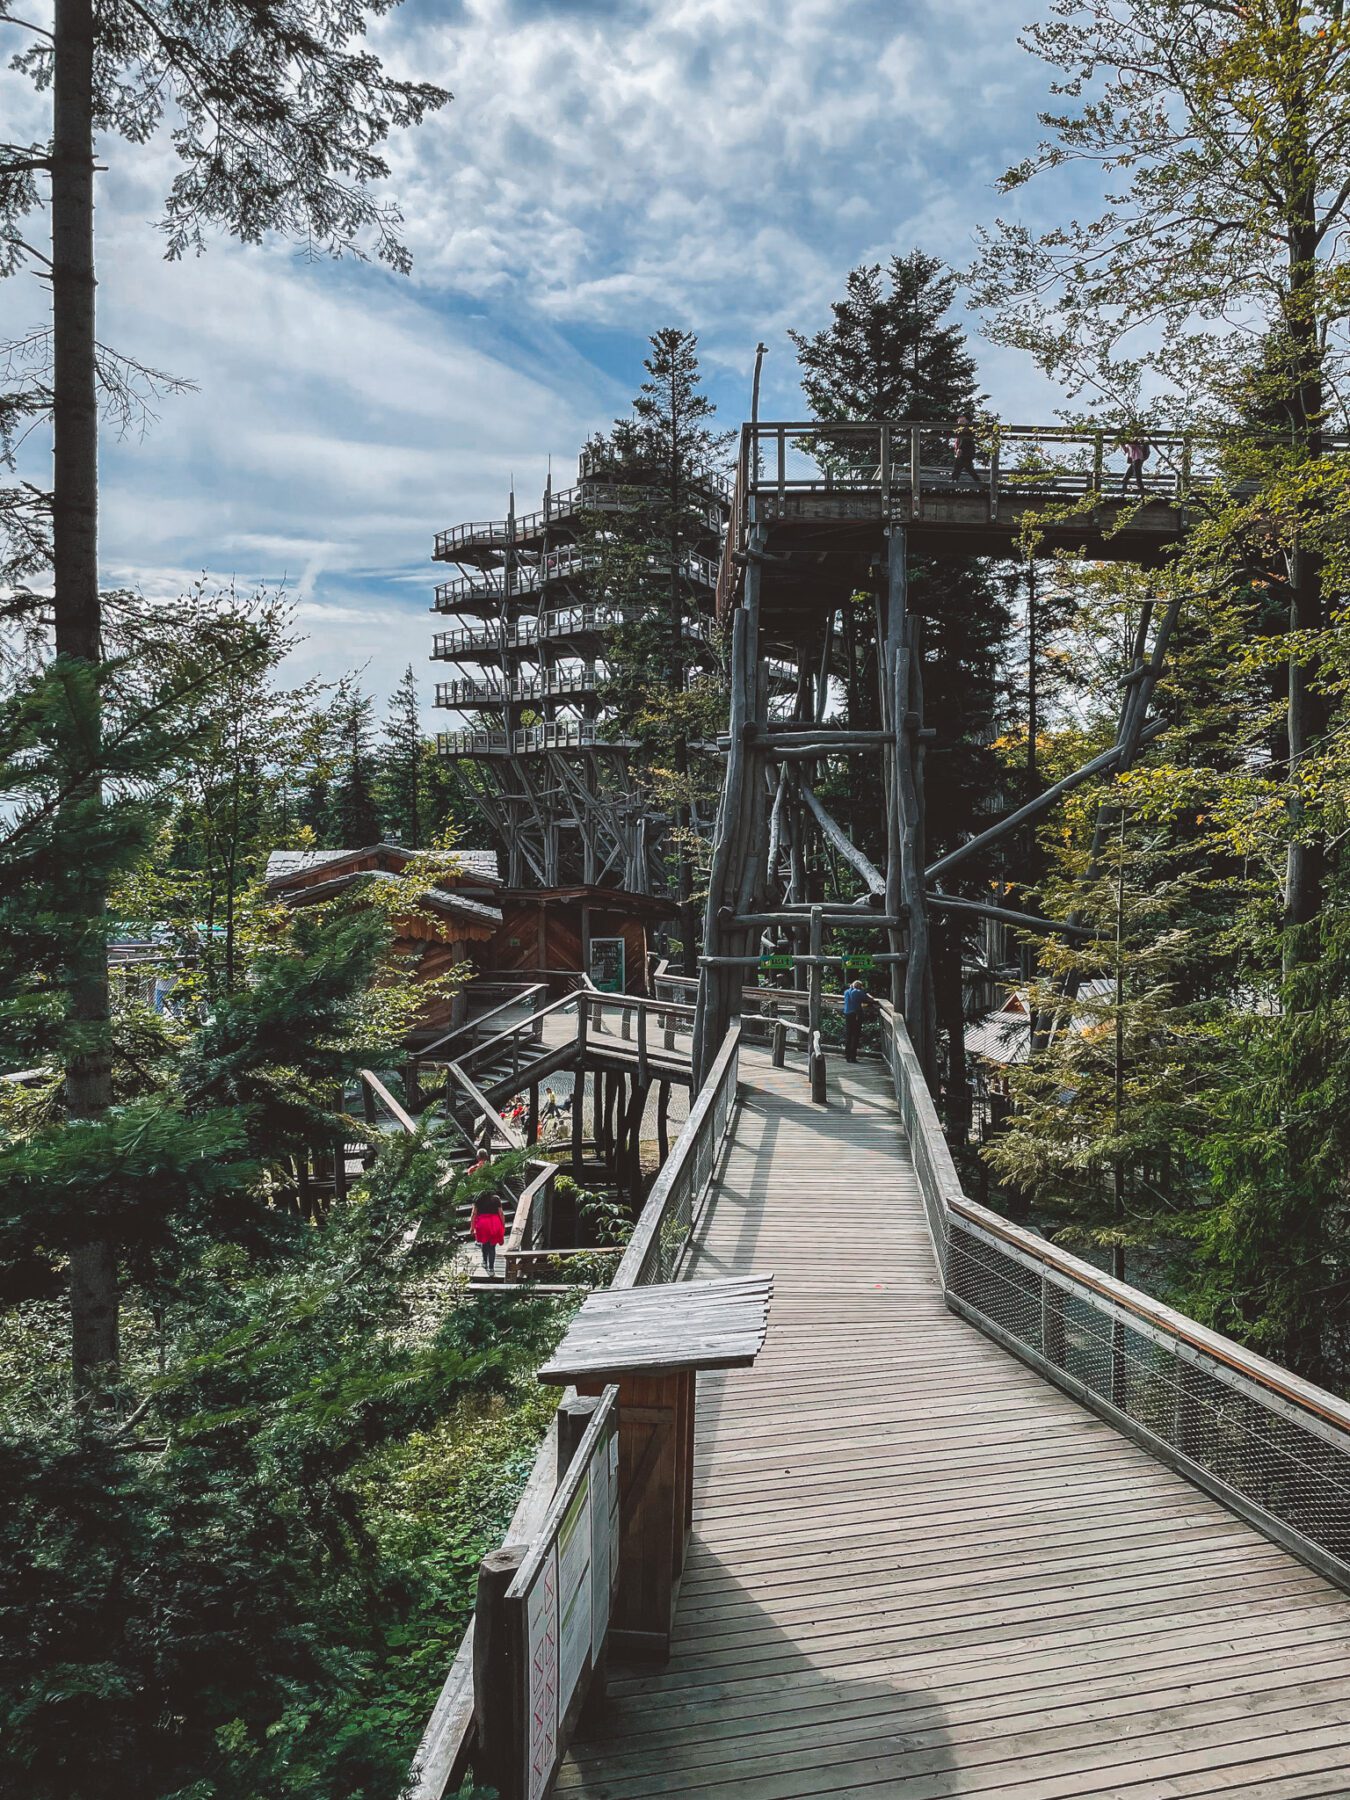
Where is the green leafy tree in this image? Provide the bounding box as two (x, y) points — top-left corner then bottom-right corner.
(972, 0), (1350, 936)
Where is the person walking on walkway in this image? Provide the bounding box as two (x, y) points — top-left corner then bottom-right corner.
(471, 1188), (505, 1279)
(842, 978), (872, 1063)
(1121, 434), (1150, 496)
(951, 415), (980, 486)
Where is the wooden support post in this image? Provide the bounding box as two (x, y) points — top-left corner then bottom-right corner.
(558, 1393), (602, 1477)
(910, 423), (922, 519)
(772, 1018), (787, 1068)
(575, 1370), (689, 1663)
(527, 1083), (538, 1147)
(694, 536), (762, 1080)
(657, 1081), (671, 1163)
(570, 1067), (584, 1175)
(637, 1002), (649, 1088)
(988, 430), (999, 521)
(886, 528), (936, 1086)
(806, 904), (823, 1043)
(472, 1546), (527, 1800)
(882, 538), (906, 1016)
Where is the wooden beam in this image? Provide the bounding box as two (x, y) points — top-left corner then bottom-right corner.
(924, 715), (1169, 883)
(796, 774), (887, 898)
(926, 892), (1098, 941)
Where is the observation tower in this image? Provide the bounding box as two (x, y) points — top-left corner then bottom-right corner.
(431, 442), (730, 894)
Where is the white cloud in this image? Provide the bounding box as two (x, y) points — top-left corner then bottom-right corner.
(2, 0), (1084, 722)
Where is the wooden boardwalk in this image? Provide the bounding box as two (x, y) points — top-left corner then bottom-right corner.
(559, 1048), (1350, 1799)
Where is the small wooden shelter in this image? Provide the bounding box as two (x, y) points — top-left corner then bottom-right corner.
(264, 843), (504, 1035)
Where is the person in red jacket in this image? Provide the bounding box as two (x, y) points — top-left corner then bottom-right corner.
(471, 1189), (505, 1279)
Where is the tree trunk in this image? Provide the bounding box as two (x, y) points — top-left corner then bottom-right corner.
(53, 0), (116, 1387)
(1280, 38), (1328, 952)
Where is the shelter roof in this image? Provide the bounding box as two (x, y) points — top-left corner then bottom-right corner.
(538, 1275), (773, 1383)
(265, 843), (500, 888)
(501, 884), (678, 920)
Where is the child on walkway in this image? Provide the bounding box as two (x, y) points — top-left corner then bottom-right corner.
(471, 1188), (505, 1279)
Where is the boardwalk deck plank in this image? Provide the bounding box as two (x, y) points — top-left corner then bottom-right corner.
(560, 1049), (1350, 1797)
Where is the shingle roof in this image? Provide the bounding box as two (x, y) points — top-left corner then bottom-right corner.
(265, 844), (500, 886)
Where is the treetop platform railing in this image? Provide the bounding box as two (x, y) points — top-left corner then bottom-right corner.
(738, 419), (1206, 518)
(435, 485), (724, 562)
(877, 998), (1350, 1592)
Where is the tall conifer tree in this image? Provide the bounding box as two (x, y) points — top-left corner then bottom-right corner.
(791, 254), (1012, 1117)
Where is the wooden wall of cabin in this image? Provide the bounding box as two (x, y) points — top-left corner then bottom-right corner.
(483, 903), (649, 994)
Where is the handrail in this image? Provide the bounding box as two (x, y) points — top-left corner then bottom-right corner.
(505, 1158), (558, 1259)
(446, 1060), (526, 1151)
(417, 984), (548, 1063)
(876, 998), (1350, 1588)
(405, 1016), (743, 1797)
(452, 989), (578, 1077)
(357, 1068), (417, 1135)
(612, 1021), (741, 1289)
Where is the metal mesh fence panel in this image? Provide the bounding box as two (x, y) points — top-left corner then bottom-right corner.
(884, 1008), (1350, 1585)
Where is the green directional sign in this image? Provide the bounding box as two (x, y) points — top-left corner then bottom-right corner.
(842, 954), (876, 971)
(758, 954), (794, 971)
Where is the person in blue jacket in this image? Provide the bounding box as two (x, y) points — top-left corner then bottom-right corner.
(842, 979), (872, 1063)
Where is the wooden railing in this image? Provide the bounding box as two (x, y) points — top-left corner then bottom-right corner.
(877, 1000), (1350, 1592)
(475, 1389), (621, 1799)
(416, 983), (549, 1065)
(404, 1019), (741, 1797)
(611, 1022), (740, 1288)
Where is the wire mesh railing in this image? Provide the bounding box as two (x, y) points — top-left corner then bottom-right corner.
(878, 1002), (1350, 1589)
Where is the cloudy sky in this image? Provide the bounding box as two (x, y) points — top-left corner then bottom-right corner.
(1, 0), (1081, 721)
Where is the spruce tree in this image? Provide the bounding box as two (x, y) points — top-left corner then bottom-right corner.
(588, 331), (731, 967)
(791, 254), (982, 427)
(331, 691), (382, 847)
(378, 665), (424, 849)
(790, 253), (1012, 1118)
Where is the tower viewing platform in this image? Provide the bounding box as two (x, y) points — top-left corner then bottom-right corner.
(716, 420), (1226, 638)
(429, 444), (729, 891)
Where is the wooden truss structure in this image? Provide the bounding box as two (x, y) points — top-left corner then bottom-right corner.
(693, 418), (1194, 1087)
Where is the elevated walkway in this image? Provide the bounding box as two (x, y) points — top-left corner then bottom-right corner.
(560, 1048), (1350, 1798)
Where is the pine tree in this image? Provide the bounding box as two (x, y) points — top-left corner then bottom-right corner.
(331, 691), (382, 848)
(791, 253), (1012, 1117)
(377, 665), (424, 849)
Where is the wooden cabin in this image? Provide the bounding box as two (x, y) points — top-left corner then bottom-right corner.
(485, 886), (675, 997)
(264, 843), (505, 1036)
(265, 848), (673, 1036)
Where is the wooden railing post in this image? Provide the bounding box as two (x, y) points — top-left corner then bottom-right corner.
(989, 430), (999, 522)
(472, 1546), (527, 1800)
(910, 423), (922, 519)
(638, 1005), (649, 1088)
(772, 1018), (787, 1068)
